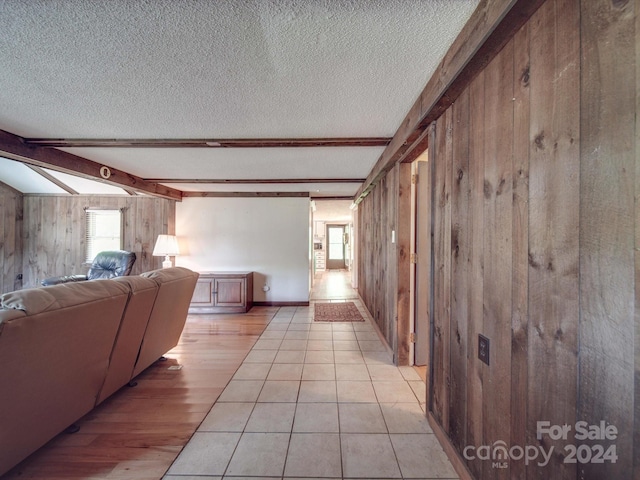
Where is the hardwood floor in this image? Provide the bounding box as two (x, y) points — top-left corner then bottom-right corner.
(413, 365), (427, 383)
(1, 308), (277, 480)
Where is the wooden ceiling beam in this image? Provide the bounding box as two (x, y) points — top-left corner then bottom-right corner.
(145, 178), (365, 184)
(0, 129), (183, 201)
(23, 137), (391, 148)
(25, 164), (79, 195)
(182, 191), (310, 198)
(354, 0), (546, 203)
(311, 196), (354, 201)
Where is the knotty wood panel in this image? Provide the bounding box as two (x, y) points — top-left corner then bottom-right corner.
(358, 1), (638, 479)
(528, 2), (580, 479)
(355, 3), (637, 478)
(465, 68), (486, 480)
(510, 21), (531, 480)
(449, 88), (470, 454)
(357, 164), (400, 361)
(0, 182), (23, 294)
(21, 196), (176, 288)
(579, 1), (636, 478)
(432, 107), (452, 428)
(384, 167), (399, 354)
(481, 36), (514, 480)
(635, 2), (640, 478)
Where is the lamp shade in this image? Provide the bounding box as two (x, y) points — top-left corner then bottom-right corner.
(152, 234), (180, 256)
(153, 235), (180, 268)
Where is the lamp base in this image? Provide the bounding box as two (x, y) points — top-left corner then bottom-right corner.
(162, 255), (173, 269)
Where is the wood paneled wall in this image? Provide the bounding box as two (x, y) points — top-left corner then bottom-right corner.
(357, 0), (637, 478)
(357, 164), (400, 357)
(0, 182), (23, 294)
(21, 195), (176, 288)
(427, 0), (637, 479)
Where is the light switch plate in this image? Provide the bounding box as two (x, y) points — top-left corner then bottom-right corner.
(478, 334), (490, 366)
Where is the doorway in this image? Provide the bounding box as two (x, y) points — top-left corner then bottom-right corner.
(326, 224), (347, 270)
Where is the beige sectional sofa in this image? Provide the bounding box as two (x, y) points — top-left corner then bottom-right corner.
(0, 267), (199, 476)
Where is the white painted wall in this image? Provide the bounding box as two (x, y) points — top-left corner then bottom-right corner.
(175, 196), (310, 303)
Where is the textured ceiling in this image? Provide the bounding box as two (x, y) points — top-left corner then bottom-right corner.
(0, 0), (479, 196)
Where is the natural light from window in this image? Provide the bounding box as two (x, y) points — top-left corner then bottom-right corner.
(85, 209), (123, 262)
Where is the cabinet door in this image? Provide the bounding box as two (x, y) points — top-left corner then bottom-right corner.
(190, 277), (215, 307)
(214, 278), (246, 307)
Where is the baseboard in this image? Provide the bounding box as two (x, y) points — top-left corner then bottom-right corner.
(427, 412), (474, 480)
(253, 301), (310, 307)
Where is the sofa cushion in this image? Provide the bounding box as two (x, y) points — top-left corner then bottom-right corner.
(1, 280), (130, 316)
(1, 288), (57, 314)
(141, 266), (196, 283)
(96, 275), (160, 404)
(0, 279), (131, 476)
(112, 275), (158, 293)
(132, 267), (199, 377)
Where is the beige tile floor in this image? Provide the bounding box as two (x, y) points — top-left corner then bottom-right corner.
(163, 272), (457, 480)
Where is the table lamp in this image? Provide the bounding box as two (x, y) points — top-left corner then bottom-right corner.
(152, 234), (180, 268)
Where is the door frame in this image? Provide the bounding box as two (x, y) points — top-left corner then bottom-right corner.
(325, 223), (347, 270)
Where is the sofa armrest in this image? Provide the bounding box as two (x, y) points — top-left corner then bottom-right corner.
(41, 275), (88, 286)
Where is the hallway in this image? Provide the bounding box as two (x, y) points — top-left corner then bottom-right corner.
(310, 269), (359, 301)
(163, 270), (457, 479)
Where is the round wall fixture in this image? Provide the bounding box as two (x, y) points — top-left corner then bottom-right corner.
(99, 166), (111, 179)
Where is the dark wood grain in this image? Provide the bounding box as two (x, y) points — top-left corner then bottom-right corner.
(449, 87), (470, 453)
(579, 0), (636, 478)
(635, 3), (640, 478)
(510, 20), (530, 480)
(24, 137), (391, 148)
(145, 178), (365, 184)
(466, 69), (485, 479)
(0, 182), (23, 294)
(182, 192), (310, 198)
(357, 165), (400, 362)
(356, 2), (639, 479)
(431, 107), (452, 429)
(481, 39), (514, 480)
(527, 1), (580, 478)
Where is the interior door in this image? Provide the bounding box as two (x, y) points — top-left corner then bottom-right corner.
(325, 224), (346, 270)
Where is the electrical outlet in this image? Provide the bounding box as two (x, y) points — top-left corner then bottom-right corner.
(478, 334), (490, 366)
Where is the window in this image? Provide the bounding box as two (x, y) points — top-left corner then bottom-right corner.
(85, 209), (123, 262)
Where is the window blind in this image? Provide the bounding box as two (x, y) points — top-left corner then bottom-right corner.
(85, 209), (123, 262)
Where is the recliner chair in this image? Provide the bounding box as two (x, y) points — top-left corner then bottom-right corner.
(41, 250), (137, 286)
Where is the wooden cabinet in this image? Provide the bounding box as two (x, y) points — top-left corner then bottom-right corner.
(189, 272), (253, 313)
(314, 249), (326, 271)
